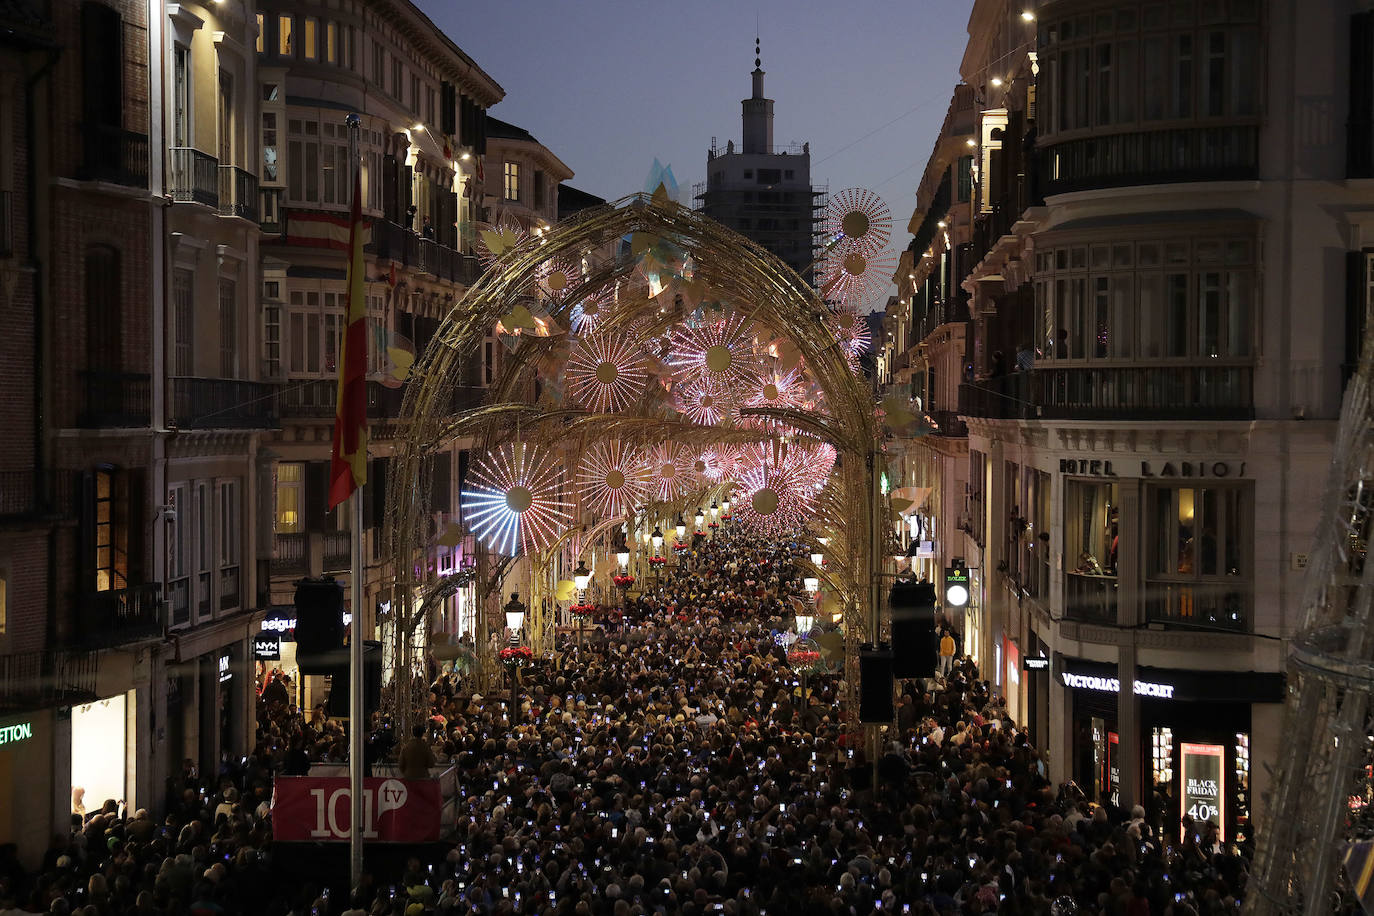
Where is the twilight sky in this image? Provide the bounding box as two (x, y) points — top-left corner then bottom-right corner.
(417, 0), (974, 306)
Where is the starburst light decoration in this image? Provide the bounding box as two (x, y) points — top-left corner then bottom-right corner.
(538, 257), (581, 303)
(693, 446), (740, 482)
(748, 366), (805, 411)
(668, 312), (761, 394)
(822, 247), (898, 309)
(566, 334), (648, 413)
(645, 441), (693, 502)
(825, 188), (893, 257)
(675, 375), (730, 426)
(569, 287), (614, 335)
(576, 440), (650, 518)
(461, 443), (572, 555)
(829, 307), (872, 358)
(731, 443), (813, 535)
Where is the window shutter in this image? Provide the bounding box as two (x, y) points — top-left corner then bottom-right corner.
(80, 469), (97, 590)
(441, 189), (457, 248)
(1347, 251), (1370, 387)
(364, 457), (388, 529)
(1350, 12), (1374, 178)
(382, 154), (399, 223)
(430, 452), (451, 514)
(81, 2), (123, 129)
(304, 461), (328, 532)
(440, 81), (456, 136)
(126, 468), (146, 585)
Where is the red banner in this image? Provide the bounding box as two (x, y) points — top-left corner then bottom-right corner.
(271, 777), (440, 843)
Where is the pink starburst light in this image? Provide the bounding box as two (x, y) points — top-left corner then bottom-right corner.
(692, 446), (740, 482)
(538, 257), (581, 303)
(460, 443), (573, 556)
(645, 442), (693, 502)
(569, 287), (614, 335)
(675, 375), (731, 426)
(829, 306), (872, 358)
(567, 334), (648, 413)
(821, 247), (898, 310)
(576, 441), (650, 519)
(825, 188), (893, 257)
(731, 444), (813, 535)
(668, 312), (761, 394)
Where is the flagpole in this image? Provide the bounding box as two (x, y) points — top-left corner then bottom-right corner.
(344, 110), (366, 895)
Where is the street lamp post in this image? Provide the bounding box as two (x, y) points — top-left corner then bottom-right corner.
(503, 592), (526, 724)
(651, 525), (664, 585)
(573, 560), (591, 648)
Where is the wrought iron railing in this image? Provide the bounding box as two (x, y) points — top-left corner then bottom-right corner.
(259, 187), (284, 235)
(925, 409), (967, 438)
(75, 583), (162, 647)
(218, 165), (258, 221)
(169, 148), (220, 207)
(958, 365), (1254, 421)
(322, 531), (351, 572)
(368, 219), (483, 285)
(1144, 579), (1248, 632)
(0, 650), (100, 711)
(272, 533), (307, 575)
(219, 566), (239, 611)
(79, 371), (151, 427)
(1041, 125), (1260, 195)
(1065, 571), (1118, 624)
(80, 124), (149, 188)
(168, 575), (191, 626)
(169, 377), (278, 429)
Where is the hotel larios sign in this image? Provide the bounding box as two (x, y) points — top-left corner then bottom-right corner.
(1058, 459), (1246, 478)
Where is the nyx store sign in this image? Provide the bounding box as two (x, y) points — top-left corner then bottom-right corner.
(254, 635), (282, 661)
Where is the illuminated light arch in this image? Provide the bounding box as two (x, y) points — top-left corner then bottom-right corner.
(669, 311), (762, 394)
(645, 441), (694, 502)
(387, 193), (885, 737)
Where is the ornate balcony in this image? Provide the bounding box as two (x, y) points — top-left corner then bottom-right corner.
(1041, 125), (1260, 196)
(74, 583), (163, 648)
(80, 124), (149, 188)
(168, 377), (278, 429)
(79, 371), (150, 428)
(0, 650), (100, 712)
(958, 365), (1254, 422)
(169, 148), (220, 207)
(218, 166), (258, 221)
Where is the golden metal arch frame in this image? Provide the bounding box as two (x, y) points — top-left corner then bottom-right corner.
(384, 194), (881, 736)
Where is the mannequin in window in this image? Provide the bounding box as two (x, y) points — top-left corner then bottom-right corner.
(1106, 507), (1120, 574)
(1055, 328), (1070, 359)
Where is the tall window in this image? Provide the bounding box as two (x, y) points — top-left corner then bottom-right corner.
(302, 17), (317, 59)
(1036, 234), (1254, 362)
(217, 480), (240, 610)
(0, 570), (7, 634)
(195, 482), (210, 618)
(217, 69), (234, 166)
(372, 43), (384, 86)
(391, 58), (402, 99)
(218, 278), (237, 377)
(326, 22), (338, 64)
(172, 45), (191, 148)
(173, 268), (194, 375)
(93, 468), (129, 593)
(1064, 479), (1119, 622)
(255, 13), (263, 54)
(275, 463), (303, 533)
(262, 280), (282, 378)
(503, 161), (519, 201)
(1147, 484), (1249, 629)
(277, 14), (293, 56)
(167, 483), (189, 625)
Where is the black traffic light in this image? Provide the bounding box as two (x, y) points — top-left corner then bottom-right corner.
(890, 579), (937, 679)
(859, 643), (895, 723)
(294, 577), (347, 673)
(323, 641), (384, 719)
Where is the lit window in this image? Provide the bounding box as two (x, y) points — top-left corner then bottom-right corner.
(278, 14), (293, 56)
(326, 22), (337, 64)
(303, 18), (317, 60)
(255, 13), (263, 54)
(503, 161), (519, 201)
(276, 463), (303, 533)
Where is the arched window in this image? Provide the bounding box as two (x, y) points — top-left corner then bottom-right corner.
(84, 245), (122, 372)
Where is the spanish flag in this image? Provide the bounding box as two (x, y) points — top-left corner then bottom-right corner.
(329, 170), (368, 510)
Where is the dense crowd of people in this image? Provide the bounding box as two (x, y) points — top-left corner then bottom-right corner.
(0, 529), (1256, 915)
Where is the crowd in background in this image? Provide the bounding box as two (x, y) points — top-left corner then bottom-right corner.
(0, 529), (1255, 915)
